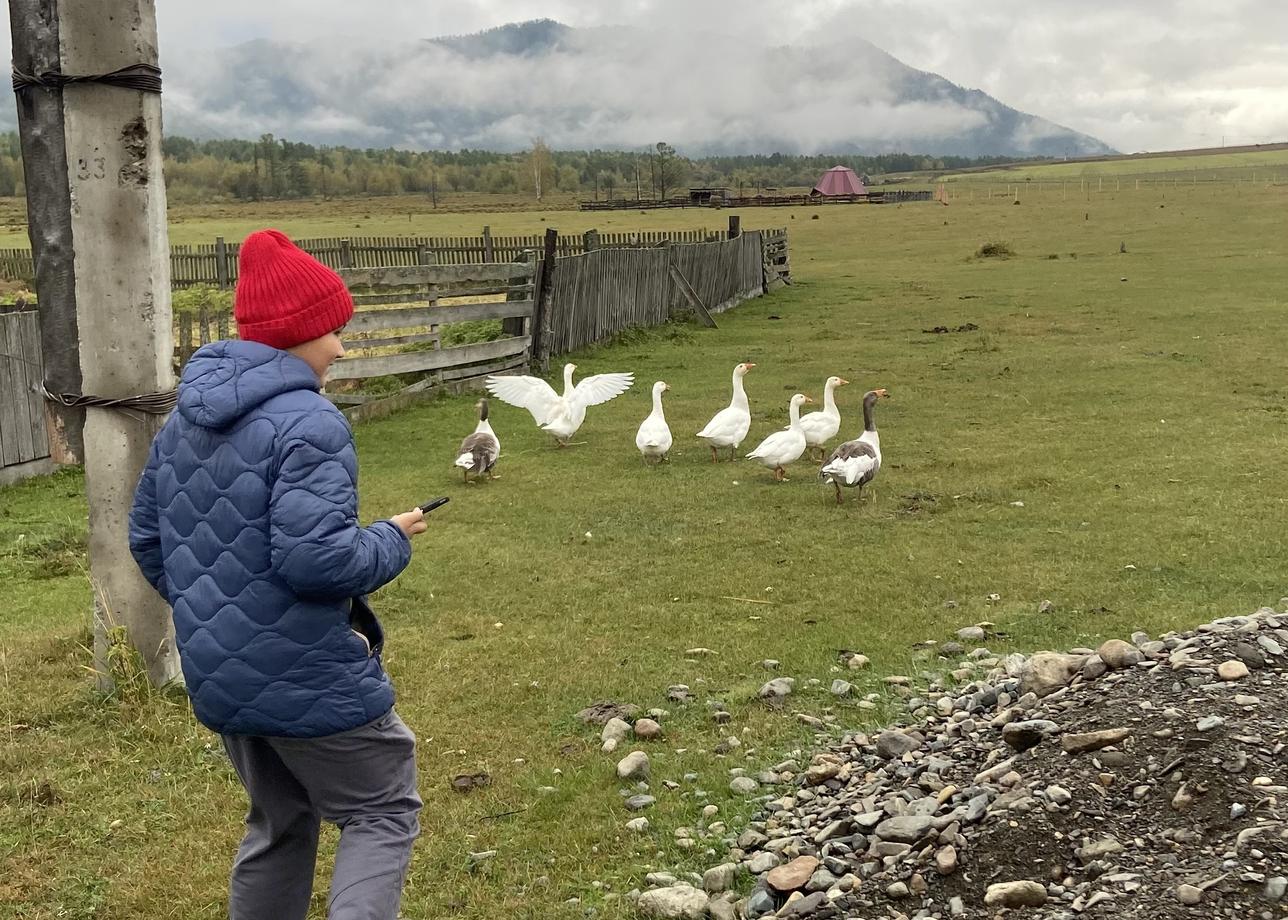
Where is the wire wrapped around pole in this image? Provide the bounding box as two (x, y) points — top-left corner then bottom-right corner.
(42, 382), (177, 417)
(12, 63), (162, 95)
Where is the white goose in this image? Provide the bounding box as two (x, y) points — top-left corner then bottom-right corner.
(820, 388), (889, 504)
(797, 375), (849, 461)
(746, 393), (813, 481)
(485, 362), (634, 446)
(696, 362), (756, 462)
(454, 398), (500, 482)
(635, 381), (673, 463)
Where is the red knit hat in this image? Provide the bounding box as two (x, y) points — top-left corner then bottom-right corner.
(234, 229), (354, 349)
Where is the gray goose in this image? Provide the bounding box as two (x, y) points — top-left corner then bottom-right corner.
(455, 398), (500, 482)
(819, 388), (889, 504)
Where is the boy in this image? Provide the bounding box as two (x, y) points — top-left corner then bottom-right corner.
(129, 229), (426, 919)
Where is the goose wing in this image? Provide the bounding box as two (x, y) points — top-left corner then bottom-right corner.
(485, 374), (561, 425)
(571, 372), (635, 408)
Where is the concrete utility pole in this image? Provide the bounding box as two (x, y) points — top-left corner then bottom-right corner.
(9, 0), (180, 686)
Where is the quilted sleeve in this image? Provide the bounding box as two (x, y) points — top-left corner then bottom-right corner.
(128, 437), (170, 600)
(269, 410), (412, 599)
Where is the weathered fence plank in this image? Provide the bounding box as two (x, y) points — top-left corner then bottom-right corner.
(328, 336), (529, 381)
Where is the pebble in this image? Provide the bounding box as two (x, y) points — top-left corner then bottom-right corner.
(1061, 727), (1131, 754)
(957, 626), (987, 643)
(636, 885), (709, 919)
(1177, 884), (1203, 905)
(984, 881), (1048, 907)
(625, 817), (650, 833)
(1218, 660), (1250, 681)
(730, 777), (760, 795)
(830, 679), (853, 697)
(625, 794), (655, 811)
(702, 863), (736, 894)
(847, 654), (870, 669)
(616, 751), (650, 781)
(634, 718), (663, 739)
(766, 856), (820, 893)
(1197, 715), (1225, 731)
(758, 678), (795, 699)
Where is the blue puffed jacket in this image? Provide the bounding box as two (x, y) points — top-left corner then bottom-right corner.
(128, 340), (410, 738)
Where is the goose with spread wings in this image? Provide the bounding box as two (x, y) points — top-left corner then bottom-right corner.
(485, 362), (634, 445)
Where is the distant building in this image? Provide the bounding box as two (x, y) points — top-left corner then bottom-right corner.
(811, 166), (866, 197)
(688, 186), (730, 206)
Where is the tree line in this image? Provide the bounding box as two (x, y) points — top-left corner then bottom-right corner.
(0, 131), (1024, 203)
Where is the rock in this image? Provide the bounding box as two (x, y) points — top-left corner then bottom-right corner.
(601, 717), (632, 746)
(766, 856), (820, 893)
(829, 679), (853, 697)
(1176, 884), (1202, 905)
(984, 881), (1048, 908)
(761, 659), (781, 670)
(579, 701), (640, 725)
(941, 641), (965, 656)
(1038, 599), (1055, 614)
(1231, 642), (1266, 669)
(759, 678), (795, 700)
(1061, 727), (1131, 754)
(703, 863), (737, 894)
(805, 868), (837, 893)
(1078, 837), (1124, 863)
(748, 852), (781, 874)
(634, 718), (663, 740)
(708, 899), (738, 920)
(935, 845), (959, 875)
(1081, 654), (1109, 680)
(636, 885), (709, 919)
(730, 777), (760, 795)
(1218, 660), (1250, 681)
(775, 892), (829, 919)
(874, 815), (934, 843)
(950, 895), (966, 915)
(1265, 877), (1287, 901)
(875, 730), (923, 759)
(712, 711), (732, 725)
(738, 829), (769, 850)
(667, 685), (692, 703)
(1097, 639), (1143, 669)
(1234, 694), (1260, 707)
(626, 817), (650, 833)
(886, 882), (910, 898)
(1196, 715), (1225, 731)
(1020, 652), (1088, 697)
(625, 794), (656, 811)
(745, 888), (777, 918)
(617, 751), (650, 781)
(957, 626), (987, 643)
(1046, 784), (1073, 806)
(1003, 719), (1061, 752)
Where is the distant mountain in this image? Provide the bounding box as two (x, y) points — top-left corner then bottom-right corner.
(16, 19), (1114, 158)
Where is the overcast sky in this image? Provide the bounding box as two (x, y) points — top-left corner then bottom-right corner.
(7, 1), (1287, 153)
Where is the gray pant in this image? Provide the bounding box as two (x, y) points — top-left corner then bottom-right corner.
(222, 710), (422, 920)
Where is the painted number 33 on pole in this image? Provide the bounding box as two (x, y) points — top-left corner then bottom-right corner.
(76, 155), (107, 181)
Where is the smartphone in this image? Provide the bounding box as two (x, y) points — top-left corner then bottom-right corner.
(416, 496), (451, 514)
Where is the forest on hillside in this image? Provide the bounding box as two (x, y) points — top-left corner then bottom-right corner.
(0, 133), (1024, 203)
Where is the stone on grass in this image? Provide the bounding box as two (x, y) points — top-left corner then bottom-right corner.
(625, 794), (655, 811)
(830, 679), (853, 697)
(616, 751), (650, 781)
(625, 817), (650, 833)
(1020, 652), (1088, 697)
(634, 718), (663, 739)
(636, 885), (709, 919)
(730, 776), (760, 795)
(758, 678), (795, 700)
(702, 863), (736, 894)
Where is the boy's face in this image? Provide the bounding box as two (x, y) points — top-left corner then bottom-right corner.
(287, 329), (345, 385)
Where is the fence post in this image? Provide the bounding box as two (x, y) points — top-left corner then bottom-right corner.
(728, 216), (741, 239)
(531, 228), (557, 372)
(340, 238), (353, 269)
(214, 236), (229, 290)
(583, 228), (599, 251)
(482, 225), (494, 262)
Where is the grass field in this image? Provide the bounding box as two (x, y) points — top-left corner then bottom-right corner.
(3, 160), (1288, 918)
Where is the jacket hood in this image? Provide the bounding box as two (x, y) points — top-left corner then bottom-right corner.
(177, 340), (320, 430)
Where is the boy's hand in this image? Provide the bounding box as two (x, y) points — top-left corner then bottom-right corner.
(391, 509), (427, 538)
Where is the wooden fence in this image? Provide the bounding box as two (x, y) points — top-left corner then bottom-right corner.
(0, 227), (724, 287)
(0, 227), (793, 470)
(0, 308), (52, 486)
